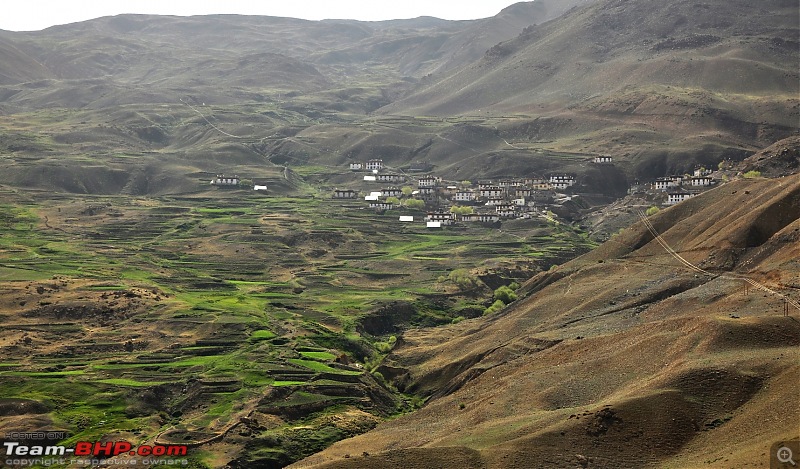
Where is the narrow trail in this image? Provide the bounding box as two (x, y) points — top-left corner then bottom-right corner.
(636, 210), (800, 312)
(180, 98), (246, 139)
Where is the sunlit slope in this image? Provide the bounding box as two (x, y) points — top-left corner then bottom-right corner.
(293, 174), (800, 468)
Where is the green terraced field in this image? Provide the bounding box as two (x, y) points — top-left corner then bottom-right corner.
(0, 183), (594, 467)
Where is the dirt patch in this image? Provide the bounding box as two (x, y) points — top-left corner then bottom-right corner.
(0, 398), (50, 416)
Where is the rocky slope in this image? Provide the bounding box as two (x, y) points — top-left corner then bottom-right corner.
(292, 169), (800, 468)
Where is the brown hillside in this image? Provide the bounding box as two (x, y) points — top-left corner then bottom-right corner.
(380, 0), (799, 176)
(291, 174), (800, 468)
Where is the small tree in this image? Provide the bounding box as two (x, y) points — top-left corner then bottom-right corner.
(449, 269), (478, 291)
(645, 206), (660, 216)
(450, 205), (474, 216)
(385, 196), (400, 205)
(405, 199), (425, 209)
(401, 186), (413, 196)
(743, 170), (761, 178)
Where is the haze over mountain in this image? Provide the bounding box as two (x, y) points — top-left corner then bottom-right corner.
(0, 0), (794, 195)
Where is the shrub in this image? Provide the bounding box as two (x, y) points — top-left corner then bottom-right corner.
(449, 269), (479, 291)
(743, 170), (761, 178)
(494, 285), (517, 304)
(645, 206), (660, 216)
(483, 300), (505, 316)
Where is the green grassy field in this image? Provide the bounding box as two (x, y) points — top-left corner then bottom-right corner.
(0, 183), (594, 467)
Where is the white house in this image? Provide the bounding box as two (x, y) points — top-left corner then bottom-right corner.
(369, 202), (395, 210)
(454, 191), (476, 202)
(377, 174), (404, 183)
(363, 175), (377, 182)
(485, 198), (505, 206)
(349, 162), (363, 171)
(426, 212), (454, 225)
(594, 155), (613, 164)
(381, 188), (403, 198)
(366, 159), (384, 170)
(496, 205), (517, 218)
(691, 176), (713, 187)
(418, 176), (439, 187)
(253, 185), (268, 191)
(549, 175), (575, 186)
(399, 216), (414, 222)
(667, 191), (694, 205)
(333, 189), (358, 199)
(212, 174), (240, 185)
(479, 186), (504, 199)
(653, 178), (675, 191)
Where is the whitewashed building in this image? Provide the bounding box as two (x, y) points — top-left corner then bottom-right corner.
(691, 176), (713, 187)
(212, 174), (240, 185)
(479, 186), (504, 199)
(454, 191), (476, 202)
(366, 159), (384, 171)
(333, 189), (358, 199)
(418, 176), (439, 187)
(667, 191), (694, 205)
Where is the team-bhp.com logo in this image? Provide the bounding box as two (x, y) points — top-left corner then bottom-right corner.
(4, 440), (189, 467)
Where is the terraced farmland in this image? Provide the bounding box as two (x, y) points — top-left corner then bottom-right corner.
(0, 185), (594, 467)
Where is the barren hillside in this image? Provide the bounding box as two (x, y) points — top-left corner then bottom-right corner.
(292, 172), (800, 468)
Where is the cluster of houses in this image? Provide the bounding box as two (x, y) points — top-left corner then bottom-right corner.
(640, 168), (717, 205)
(210, 157), (723, 231)
(334, 159), (587, 227)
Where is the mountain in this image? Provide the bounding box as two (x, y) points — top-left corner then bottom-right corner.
(0, 2), (576, 109)
(381, 0), (799, 177)
(0, 0), (796, 195)
(291, 171), (800, 469)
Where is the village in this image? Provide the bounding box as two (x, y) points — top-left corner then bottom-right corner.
(208, 156), (724, 229)
(329, 157), (723, 228)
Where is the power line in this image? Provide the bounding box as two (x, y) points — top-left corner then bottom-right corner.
(636, 210), (800, 311)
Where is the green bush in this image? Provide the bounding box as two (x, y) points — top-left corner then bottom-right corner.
(449, 269), (479, 291)
(483, 300), (505, 316)
(743, 170), (761, 178)
(494, 285), (517, 304)
(645, 206), (660, 216)
(405, 199), (425, 209)
(450, 205), (474, 216)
